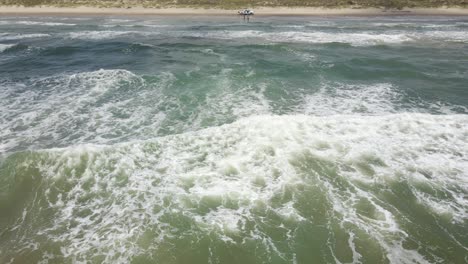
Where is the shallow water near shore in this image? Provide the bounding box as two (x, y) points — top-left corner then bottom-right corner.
(0, 15), (467, 264)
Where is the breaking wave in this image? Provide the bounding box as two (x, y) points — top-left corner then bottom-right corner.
(0, 33), (50, 41)
(0, 43), (17, 53)
(67, 31), (158, 40)
(1, 114), (467, 263)
(0, 20), (76, 26)
(50, 29), (468, 45)
(1, 69), (466, 154)
(179, 30), (468, 45)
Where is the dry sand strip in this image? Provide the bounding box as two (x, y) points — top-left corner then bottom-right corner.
(0, 6), (467, 16)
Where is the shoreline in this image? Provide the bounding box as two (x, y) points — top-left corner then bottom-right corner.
(0, 6), (468, 16)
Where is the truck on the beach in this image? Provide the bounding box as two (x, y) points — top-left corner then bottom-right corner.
(238, 9), (254, 15)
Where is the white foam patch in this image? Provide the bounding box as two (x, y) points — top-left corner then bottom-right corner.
(101, 24), (168, 28)
(185, 30), (263, 39)
(300, 82), (467, 116)
(106, 19), (135, 23)
(0, 33), (50, 41)
(370, 22), (453, 29)
(12, 113), (467, 263)
(2, 71), (465, 154)
(179, 30), (411, 46)
(0, 21), (76, 26)
(274, 25), (306, 29)
(264, 31), (411, 46)
(67, 31), (157, 40)
(421, 31), (468, 43)
(0, 69), (171, 153)
(299, 83), (401, 115)
(176, 29), (468, 45)
(301, 83), (400, 115)
(0, 43), (16, 53)
(67, 31), (132, 40)
(0, 67), (276, 153)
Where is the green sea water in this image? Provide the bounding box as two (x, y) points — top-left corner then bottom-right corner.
(0, 16), (467, 264)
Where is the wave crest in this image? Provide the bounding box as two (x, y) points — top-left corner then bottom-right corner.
(2, 114), (467, 263)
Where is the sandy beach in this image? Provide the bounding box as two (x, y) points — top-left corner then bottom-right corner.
(0, 6), (467, 16)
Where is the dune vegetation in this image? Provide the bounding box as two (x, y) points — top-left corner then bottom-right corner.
(0, 0), (467, 8)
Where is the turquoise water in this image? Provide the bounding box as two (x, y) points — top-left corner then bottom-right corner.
(0, 15), (467, 264)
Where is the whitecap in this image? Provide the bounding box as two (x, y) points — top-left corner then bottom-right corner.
(301, 83), (400, 115)
(180, 30), (411, 46)
(420, 30), (468, 43)
(67, 30), (157, 40)
(0, 20), (76, 26)
(0, 69), (170, 153)
(0, 43), (16, 53)
(7, 113), (466, 263)
(0, 33), (50, 41)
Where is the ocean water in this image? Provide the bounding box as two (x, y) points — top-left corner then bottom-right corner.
(0, 15), (467, 264)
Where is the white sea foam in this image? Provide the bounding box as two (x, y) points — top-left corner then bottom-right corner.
(0, 20), (76, 26)
(0, 33), (50, 41)
(101, 24), (171, 28)
(181, 30), (411, 46)
(67, 30), (161, 40)
(270, 30), (468, 45)
(370, 22), (453, 29)
(0, 68), (272, 153)
(0, 43), (16, 53)
(67, 31), (145, 40)
(1, 68), (465, 154)
(13, 113), (467, 263)
(266, 31), (411, 45)
(0, 69), (171, 153)
(274, 25), (306, 29)
(6, 26), (462, 45)
(106, 19), (135, 23)
(300, 82), (467, 116)
(301, 83), (400, 115)
(178, 29), (468, 45)
(421, 30), (468, 43)
(185, 30), (263, 39)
